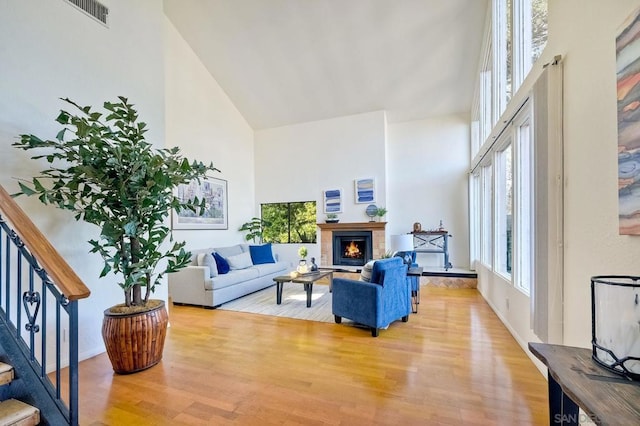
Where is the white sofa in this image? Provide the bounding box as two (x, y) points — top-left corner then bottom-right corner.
(168, 243), (289, 308)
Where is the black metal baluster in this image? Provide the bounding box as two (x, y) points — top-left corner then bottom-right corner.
(41, 276), (47, 378)
(55, 302), (61, 399)
(17, 252), (22, 342)
(68, 300), (79, 426)
(5, 235), (9, 322)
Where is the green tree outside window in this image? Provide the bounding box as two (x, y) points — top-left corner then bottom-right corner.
(261, 201), (317, 243)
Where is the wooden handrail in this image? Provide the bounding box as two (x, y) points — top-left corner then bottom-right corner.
(0, 185), (90, 301)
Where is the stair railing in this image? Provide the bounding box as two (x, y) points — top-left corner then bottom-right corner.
(0, 184), (90, 426)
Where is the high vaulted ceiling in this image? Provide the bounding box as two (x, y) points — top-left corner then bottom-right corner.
(164, 0), (489, 130)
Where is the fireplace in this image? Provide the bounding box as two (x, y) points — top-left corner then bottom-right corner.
(332, 231), (372, 267)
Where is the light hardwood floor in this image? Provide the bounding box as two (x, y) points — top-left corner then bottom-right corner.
(77, 286), (549, 425)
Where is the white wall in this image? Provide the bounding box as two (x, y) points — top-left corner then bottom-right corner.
(0, 0), (166, 361)
(387, 114), (470, 269)
(478, 0), (640, 358)
(550, 0), (640, 347)
(165, 19), (255, 251)
(254, 111), (387, 263)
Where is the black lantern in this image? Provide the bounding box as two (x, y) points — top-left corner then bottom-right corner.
(591, 275), (640, 381)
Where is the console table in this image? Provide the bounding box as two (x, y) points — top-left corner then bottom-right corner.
(528, 342), (640, 425)
(410, 231), (452, 270)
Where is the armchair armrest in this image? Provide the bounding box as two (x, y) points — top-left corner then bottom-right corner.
(332, 277), (383, 326)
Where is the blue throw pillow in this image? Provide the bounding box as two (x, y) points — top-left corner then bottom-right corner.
(249, 243), (275, 264)
(213, 252), (230, 274)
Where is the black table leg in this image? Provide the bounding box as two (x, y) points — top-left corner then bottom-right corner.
(276, 282), (284, 304)
(549, 371), (578, 425)
(304, 283), (313, 307)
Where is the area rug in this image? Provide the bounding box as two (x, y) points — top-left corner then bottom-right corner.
(217, 284), (335, 323)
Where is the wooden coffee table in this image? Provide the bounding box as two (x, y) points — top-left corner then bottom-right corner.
(272, 270), (333, 308)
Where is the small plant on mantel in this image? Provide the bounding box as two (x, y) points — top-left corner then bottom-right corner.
(325, 213), (339, 223)
(375, 207), (388, 220)
(13, 96), (218, 373)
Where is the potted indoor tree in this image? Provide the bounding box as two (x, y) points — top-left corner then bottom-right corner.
(13, 97), (218, 374)
(239, 217), (269, 243)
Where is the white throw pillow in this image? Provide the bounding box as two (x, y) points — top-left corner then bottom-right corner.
(226, 251), (253, 270)
(197, 252), (218, 278)
(360, 260), (375, 282)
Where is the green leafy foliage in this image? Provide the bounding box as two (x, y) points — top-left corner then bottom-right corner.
(239, 217), (270, 243)
(261, 201), (317, 243)
(13, 97), (219, 307)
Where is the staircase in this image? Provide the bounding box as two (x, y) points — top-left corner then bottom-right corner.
(0, 185), (90, 425)
(0, 363), (39, 425)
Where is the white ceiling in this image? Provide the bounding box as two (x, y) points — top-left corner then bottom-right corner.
(164, 0), (489, 130)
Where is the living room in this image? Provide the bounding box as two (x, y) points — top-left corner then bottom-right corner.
(2, 0), (640, 423)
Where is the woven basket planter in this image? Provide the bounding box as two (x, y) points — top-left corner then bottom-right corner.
(102, 300), (168, 374)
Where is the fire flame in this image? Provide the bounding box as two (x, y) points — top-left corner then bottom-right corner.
(344, 241), (362, 258)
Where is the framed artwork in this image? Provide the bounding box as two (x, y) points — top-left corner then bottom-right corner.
(354, 178), (375, 204)
(172, 177), (228, 230)
(323, 188), (342, 213)
(617, 7), (640, 234)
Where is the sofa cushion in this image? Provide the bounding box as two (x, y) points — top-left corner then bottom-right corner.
(196, 253), (218, 278)
(250, 261), (288, 276)
(249, 243), (275, 264)
(227, 251), (253, 270)
(360, 260), (375, 282)
(208, 268), (260, 290)
(213, 252), (230, 274)
(214, 244), (244, 258)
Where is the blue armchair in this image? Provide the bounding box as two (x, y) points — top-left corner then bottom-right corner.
(332, 257), (411, 337)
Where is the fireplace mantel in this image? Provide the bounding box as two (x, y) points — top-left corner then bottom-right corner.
(317, 222), (386, 267)
(317, 221), (386, 231)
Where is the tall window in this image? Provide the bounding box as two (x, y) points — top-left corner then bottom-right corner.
(481, 165), (493, 266)
(531, 0), (548, 63)
(495, 144), (513, 277)
(470, 172), (481, 269)
(490, 0), (547, 120)
(261, 201), (317, 243)
(513, 113), (532, 293)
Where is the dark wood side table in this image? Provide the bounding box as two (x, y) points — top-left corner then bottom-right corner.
(407, 267), (423, 313)
(528, 342), (640, 425)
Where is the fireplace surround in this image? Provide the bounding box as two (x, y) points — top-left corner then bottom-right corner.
(317, 222), (386, 267)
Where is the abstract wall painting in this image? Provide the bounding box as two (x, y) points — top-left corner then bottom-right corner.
(172, 177), (228, 229)
(354, 178), (375, 204)
(617, 7), (640, 234)
(323, 188), (342, 213)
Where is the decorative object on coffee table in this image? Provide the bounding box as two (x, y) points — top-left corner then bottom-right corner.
(297, 246), (309, 273)
(310, 257), (318, 271)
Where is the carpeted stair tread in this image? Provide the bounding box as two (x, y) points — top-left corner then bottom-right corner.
(0, 399), (40, 426)
(0, 364), (13, 386)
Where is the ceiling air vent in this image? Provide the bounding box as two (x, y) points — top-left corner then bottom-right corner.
(65, 0), (109, 26)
